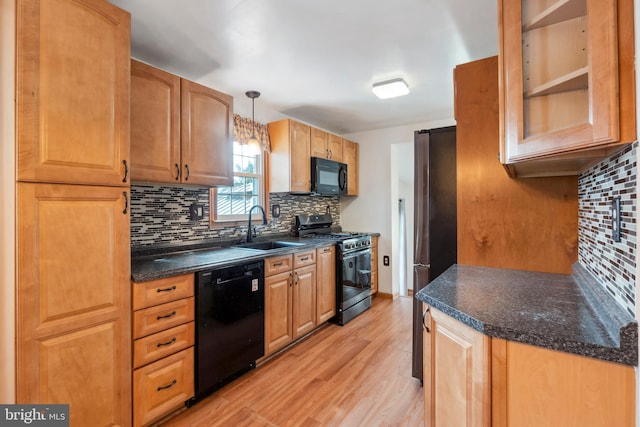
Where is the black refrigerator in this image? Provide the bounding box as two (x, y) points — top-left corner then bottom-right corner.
(411, 126), (457, 381)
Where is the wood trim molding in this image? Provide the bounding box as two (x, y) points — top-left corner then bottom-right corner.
(376, 292), (394, 300)
(0, 0), (16, 404)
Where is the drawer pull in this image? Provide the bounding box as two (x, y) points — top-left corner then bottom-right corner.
(322, 247), (331, 253)
(157, 337), (177, 348)
(157, 379), (177, 391)
(273, 262), (283, 267)
(157, 311), (177, 320)
(157, 285), (177, 293)
(422, 306), (431, 333)
(300, 256), (310, 261)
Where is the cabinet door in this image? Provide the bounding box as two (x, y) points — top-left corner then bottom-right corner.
(17, 183), (131, 426)
(290, 121), (311, 192)
(181, 79), (233, 186)
(424, 307), (490, 427)
(500, 0), (624, 163)
(316, 246), (336, 323)
(17, 0), (130, 186)
(328, 133), (344, 162)
(311, 127), (329, 159)
(342, 139), (359, 195)
(265, 271), (293, 355)
(293, 265), (317, 339)
(130, 60), (181, 183)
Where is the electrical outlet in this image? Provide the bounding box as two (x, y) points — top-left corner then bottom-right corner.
(271, 204), (280, 218)
(383, 255), (390, 266)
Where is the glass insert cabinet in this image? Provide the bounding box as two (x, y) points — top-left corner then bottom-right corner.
(498, 0), (635, 177)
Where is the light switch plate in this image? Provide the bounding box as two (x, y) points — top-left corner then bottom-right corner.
(612, 197), (621, 242)
(190, 203), (204, 220)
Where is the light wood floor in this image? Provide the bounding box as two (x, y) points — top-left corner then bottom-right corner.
(160, 296), (424, 427)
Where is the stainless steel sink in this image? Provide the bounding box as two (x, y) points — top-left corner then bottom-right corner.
(233, 240), (307, 251)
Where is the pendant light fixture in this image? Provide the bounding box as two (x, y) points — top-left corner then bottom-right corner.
(245, 90), (262, 155)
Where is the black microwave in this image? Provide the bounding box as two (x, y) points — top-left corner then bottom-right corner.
(311, 157), (348, 196)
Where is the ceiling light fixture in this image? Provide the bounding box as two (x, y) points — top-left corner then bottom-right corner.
(245, 90), (262, 155)
(371, 78), (410, 99)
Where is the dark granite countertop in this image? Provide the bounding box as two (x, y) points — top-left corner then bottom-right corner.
(131, 237), (336, 282)
(415, 264), (637, 366)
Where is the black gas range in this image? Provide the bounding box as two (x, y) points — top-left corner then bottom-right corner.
(295, 214), (372, 325)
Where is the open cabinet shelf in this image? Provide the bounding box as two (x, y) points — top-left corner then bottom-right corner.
(526, 66), (588, 98)
(525, 0), (587, 31)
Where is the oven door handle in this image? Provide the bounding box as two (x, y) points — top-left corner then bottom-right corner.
(341, 248), (371, 259)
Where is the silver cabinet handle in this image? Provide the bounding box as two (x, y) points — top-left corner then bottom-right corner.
(422, 306), (431, 333)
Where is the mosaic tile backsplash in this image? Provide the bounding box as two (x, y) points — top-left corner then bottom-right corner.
(130, 185), (340, 249)
(578, 142), (637, 316)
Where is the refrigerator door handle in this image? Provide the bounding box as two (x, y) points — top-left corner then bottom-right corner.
(414, 263), (431, 268)
(422, 306), (431, 333)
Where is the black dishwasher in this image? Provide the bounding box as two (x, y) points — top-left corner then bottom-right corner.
(192, 261), (264, 402)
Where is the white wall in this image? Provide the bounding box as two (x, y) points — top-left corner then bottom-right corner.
(391, 142), (414, 294)
(341, 118), (454, 296)
(1, 0), (16, 403)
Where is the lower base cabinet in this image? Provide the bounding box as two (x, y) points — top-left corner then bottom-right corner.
(423, 306), (491, 427)
(132, 274), (195, 426)
(133, 348), (194, 427)
(264, 251), (317, 356)
(423, 305), (635, 427)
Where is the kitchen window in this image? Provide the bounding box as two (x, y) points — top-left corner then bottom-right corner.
(210, 141), (265, 225)
(210, 114), (271, 227)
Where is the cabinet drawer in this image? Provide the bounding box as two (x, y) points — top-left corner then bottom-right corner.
(133, 297), (194, 339)
(133, 347), (194, 427)
(294, 250), (315, 268)
(265, 254), (293, 276)
(133, 322), (195, 369)
(133, 274), (194, 310)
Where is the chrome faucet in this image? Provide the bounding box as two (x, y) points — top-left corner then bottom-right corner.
(246, 205), (268, 243)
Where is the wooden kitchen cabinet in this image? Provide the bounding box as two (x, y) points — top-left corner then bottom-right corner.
(370, 236), (379, 295)
(17, 0), (130, 187)
(17, 183), (132, 426)
(342, 138), (359, 195)
(423, 306), (636, 427)
(316, 245), (336, 323)
(130, 60), (233, 186)
(133, 347), (194, 427)
(264, 251), (318, 356)
(268, 119), (312, 193)
(499, 0), (636, 177)
(423, 306), (491, 427)
(492, 338), (635, 426)
(15, 1), (132, 424)
(265, 270), (294, 355)
(269, 118), (359, 194)
(311, 128), (343, 162)
(293, 251), (317, 338)
(132, 273), (195, 426)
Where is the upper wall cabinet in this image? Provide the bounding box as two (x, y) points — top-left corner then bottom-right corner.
(342, 138), (359, 196)
(17, 0), (130, 187)
(269, 119), (312, 193)
(499, 0), (636, 178)
(130, 60), (233, 186)
(311, 128), (343, 162)
(269, 119), (359, 195)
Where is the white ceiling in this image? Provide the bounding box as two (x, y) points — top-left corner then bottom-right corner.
(110, 0), (498, 135)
